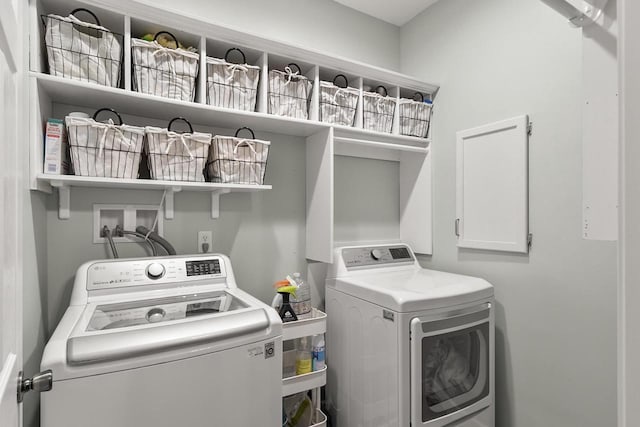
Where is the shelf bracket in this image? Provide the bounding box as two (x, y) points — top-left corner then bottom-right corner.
(211, 189), (231, 219)
(49, 180), (70, 220)
(165, 186), (182, 220)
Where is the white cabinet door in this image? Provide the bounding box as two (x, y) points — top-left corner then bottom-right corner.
(0, 1), (24, 426)
(456, 115), (530, 253)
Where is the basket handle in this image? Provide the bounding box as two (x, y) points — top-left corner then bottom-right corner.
(286, 63), (302, 74)
(168, 117), (194, 133)
(225, 48), (247, 65)
(412, 92), (425, 102)
(154, 31), (179, 47)
(333, 74), (349, 89)
(234, 127), (255, 139)
(70, 8), (101, 26)
(374, 85), (388, 97)
(92, 108), (123, 125)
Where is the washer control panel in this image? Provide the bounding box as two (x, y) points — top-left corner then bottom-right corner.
(342, 245), (415, 269)
(87, 256), (227, 291)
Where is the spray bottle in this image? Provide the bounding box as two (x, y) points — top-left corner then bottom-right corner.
(273, 280), (298, 323)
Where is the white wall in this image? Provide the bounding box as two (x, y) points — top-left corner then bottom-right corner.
(400, 1), (617, 427)
(134, 0), (401, 71)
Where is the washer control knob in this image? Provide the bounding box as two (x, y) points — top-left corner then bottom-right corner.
(146, 308), (166, 323)
(371, 249), (383, 260)
(146, 263), (165, 280)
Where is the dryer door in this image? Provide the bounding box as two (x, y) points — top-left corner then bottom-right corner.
(410, 302), (493, 427)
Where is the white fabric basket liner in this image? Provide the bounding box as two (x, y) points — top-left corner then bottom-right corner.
(207, 135), (270, 185)
(206, 57), (260, 111)
(319, 81), (359, 126)
(362, 92), (396, 133)
(145, 127), (212, 182)
(268, 69), (312, 119)
(399, 98), (432, 138)
(132, 38), (199, 101)
(65, 116), (145, 178)
(45, 14), (121, 87)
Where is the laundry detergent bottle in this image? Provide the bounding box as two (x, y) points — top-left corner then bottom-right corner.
(296, 336), (312, 375)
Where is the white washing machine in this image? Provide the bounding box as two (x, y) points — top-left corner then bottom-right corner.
(41, 254), (282, 427)
(326, 244), (494, 427)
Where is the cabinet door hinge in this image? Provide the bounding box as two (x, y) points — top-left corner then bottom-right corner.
(527, 233), (533, 248)
(527, 122), (533, 136)
(455, 218), (460, 237)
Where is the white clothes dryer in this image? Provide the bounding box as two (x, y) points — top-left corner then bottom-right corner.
(326, 244), (494, 427)
(41, 254), (282, 427)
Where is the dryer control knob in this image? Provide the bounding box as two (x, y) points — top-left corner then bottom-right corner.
(146, 263), (165, 280)
(371, 249), (383, 260)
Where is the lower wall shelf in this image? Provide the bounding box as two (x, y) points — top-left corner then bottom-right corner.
(36, 174), (271, 220)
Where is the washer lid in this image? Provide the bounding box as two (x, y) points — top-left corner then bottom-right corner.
(332, 268), (494, 312)
(85, 291), (240, 331)
(66, 290), (272, 366)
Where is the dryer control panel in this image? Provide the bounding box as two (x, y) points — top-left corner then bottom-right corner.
(342, 245), (415, 269)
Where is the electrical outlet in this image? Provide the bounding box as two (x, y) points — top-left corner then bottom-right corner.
(198, 231), (212, 253)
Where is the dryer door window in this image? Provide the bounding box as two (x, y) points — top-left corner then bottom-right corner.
(410, 303), (492, 426)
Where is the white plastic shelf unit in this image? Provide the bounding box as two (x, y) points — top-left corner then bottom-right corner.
(282, 308), (327, 426)
(29, 0), (438, 230)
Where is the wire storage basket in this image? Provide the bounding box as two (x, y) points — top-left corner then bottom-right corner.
(66, 108), (145, 178)
(362, 85), (396, 134)
(268, 63), (312, 119)
(319, 74), (359, 127)
(207, 48), (260, 112)
(43, 9), (122, 87)
(132, 32), (199, 102)
(145, 117), (211, 182)
(206, 127), (270, 185)
(399, 92), (432, 138)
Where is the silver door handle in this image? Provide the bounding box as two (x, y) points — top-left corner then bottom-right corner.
(17, 370), (53, 403)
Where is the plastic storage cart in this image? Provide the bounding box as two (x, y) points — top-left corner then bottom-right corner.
(282, 308), (328, 427)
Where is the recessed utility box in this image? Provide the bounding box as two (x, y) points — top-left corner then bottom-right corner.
(93, 204), (164, 244)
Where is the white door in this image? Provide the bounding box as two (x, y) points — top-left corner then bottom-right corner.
(0, 0), (24, 426)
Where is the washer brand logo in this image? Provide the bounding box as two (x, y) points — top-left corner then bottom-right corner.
(264, 342), (275, 359)
(383, 310), (395, 322)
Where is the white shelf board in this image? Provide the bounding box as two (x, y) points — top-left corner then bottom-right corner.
(33, 73), (326, 137)
(33, 73), (434, 150)
(333, 125), (431, 148)
(37, 173), (272, 192)
(282, 366), (327, 397)
(282, 308), (327, 341)
(38, 174), (271, 220)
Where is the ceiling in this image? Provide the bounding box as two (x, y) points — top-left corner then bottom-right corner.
(333, 0), (441, 26)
